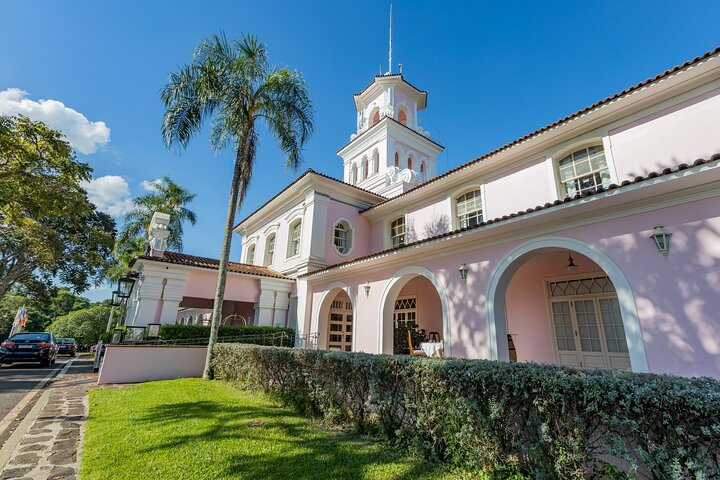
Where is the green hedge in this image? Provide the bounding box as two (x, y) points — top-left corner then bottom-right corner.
(159, 324), (294, 347)
(211, 344), (720, 479)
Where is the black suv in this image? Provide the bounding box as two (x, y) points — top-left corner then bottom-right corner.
(1, 332), (58, 367)
(56, 338), (77, 356)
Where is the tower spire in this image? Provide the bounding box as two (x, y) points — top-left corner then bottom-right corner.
(388, 3), (392, 74)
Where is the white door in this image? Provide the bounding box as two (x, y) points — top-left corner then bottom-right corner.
(551, 296), (630, 370)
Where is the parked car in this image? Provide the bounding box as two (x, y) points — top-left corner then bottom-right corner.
(0, 332), (58, 367)
(56, 338), (77, 356)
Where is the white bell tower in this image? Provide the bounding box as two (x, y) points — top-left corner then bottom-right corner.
(337, 74), (444, 198)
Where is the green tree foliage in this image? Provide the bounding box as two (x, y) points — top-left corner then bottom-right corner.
(47, 304), (111, 348)
(118, 176), (197, 254)
(0, 288), (91, 339)
(162, 32), (314, 378)
(0, 115), (116, 302)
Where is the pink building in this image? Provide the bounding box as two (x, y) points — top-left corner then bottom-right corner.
(127, 46), (720, 379)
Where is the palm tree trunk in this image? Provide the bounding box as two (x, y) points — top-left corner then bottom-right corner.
(203, 132), (253, 380)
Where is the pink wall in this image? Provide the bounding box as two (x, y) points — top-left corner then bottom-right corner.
(407, 196), (452, 241)
(506, 251), (605, 364)
(398, 276), (443, 335)
(308, 195), (720, 378)
(610, 87), (720, 180)
(183, 270), (259, 303)
(324, 199), (373, 264)
(484, 156), (553, 219)
(98, 345), (207, 384)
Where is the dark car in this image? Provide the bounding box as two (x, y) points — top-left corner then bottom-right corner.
(56, 338), (77, 356)
(0, 332), (58, 367)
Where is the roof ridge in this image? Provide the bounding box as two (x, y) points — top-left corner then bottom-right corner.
(361, 45), (720, 213)
(303, 153), (720, 278)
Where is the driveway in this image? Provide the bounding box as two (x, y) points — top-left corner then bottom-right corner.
(0, 357), (72, 426)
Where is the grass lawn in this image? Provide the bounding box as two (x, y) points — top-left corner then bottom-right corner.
(82, 378), (470, 479)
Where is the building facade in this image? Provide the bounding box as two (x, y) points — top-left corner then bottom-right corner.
(128, 46), (720, 379)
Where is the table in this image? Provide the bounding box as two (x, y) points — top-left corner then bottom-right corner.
(420, 341), (443, 358)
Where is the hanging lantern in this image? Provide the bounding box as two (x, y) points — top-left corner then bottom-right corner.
(459, 263), (469, 283)
(650, 225), (672, 257)
(566, 252), (578, 271)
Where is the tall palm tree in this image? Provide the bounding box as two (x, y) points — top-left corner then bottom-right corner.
(119, 176), (197, 252)
(161, 33), (314, 379)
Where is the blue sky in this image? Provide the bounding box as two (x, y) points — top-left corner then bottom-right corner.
(1, 1), (718, 301)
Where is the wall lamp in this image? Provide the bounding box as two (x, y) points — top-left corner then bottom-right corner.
(565, 252), (579, 271)
(110, 290), (122, 307)
(117, 276), (136, 298)
(459, 263), (469, 283)
(650, 225), (672, 258)
(364, 282), (371, 297)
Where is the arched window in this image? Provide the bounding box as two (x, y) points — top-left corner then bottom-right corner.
(394, 152), (399, 168)
(557, 145), (610, 197)
(246, 244), (256, 264)
(264, 233), (276, 266)
(372, 109), (381, 126)
(287, 220), (302, 257)
(350, 164), (358, 184)
(407, 156), (413, 170)
(333, 220), (353, 254)
(390, 217), (406, 248)
(363, 156), (369, 180)
(398, 109), (408, 125)
(420, 161), (426, 181)
(372, 150), (379, 174)
(456, 189), (483, 229)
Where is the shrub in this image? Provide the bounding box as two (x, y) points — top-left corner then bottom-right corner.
(159, 324), (294, 347)
(46, 305), (111, 349)
(211, 344), (720, 479)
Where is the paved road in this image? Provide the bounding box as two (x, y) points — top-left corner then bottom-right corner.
(0, 357), (72, 422)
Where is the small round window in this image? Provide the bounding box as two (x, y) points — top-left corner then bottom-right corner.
(333, 220), (352, 255)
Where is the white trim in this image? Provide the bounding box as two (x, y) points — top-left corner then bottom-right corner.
(332, 217), (355, 257)
(485, 236), (649, 372)
(450, 184), (484, 230)
(549, 139), (611, 199)
(377, 266), (452, 357)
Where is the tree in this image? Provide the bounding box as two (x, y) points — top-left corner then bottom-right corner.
(0, 115), (116, 302)
(0, 288), (91, 339)
(118, 176), (197, 253)
(162, 33), (314, 379)
(46, 304), (110, 349)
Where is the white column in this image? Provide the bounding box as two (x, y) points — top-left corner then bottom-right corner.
(256, 278), (294, 327)
(126, 264), (188, 327)
(300, 190), (329, 270)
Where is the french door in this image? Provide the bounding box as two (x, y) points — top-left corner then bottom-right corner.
(550, 294), (631, 371)
(327, 296), (353, 352)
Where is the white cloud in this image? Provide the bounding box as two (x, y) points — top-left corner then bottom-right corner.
(140, 179), (162, 191)
(0, 88), (110, 154)
(81, 175), (133, 217)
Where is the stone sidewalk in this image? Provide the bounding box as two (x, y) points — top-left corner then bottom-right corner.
(0, 359), (97, 480)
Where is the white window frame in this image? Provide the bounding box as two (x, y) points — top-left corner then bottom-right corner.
(390, 216), (407, 248)
(287, 220), (302, 259)
(264, 233), (276, 266)
(333, 218), (354, 256)
(455, 188), (484, 229)
(450, 183), (486, 230)
(245, 244), (256, 264)
(551, 138), (618, 199)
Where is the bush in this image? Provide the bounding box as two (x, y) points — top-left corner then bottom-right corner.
(47, 305), (111, 349)
(211, 345), (720, 479)
(159, 324), (294, 347)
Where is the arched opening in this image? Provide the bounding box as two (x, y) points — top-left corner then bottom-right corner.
(487, 237), (649, 372)
(407, 155), (413, 170)
(420, 161), (426, 181)
(372, 150), (379, 174)
(316, 285), (355, 352)
(398, 108), (408, 125)
(372, 108), (381, 126)
(350, 164), (358, 185)
(394, 151), (400, 168)
(363, 156), (369, 180)
(379, 267), (450, 357)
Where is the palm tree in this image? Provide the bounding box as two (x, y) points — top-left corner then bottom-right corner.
(118, 176), (197, 252)
(161, 33), (314, 379)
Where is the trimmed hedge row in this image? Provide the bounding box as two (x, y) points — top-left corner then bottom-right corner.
(211, 344), (720, 479)
(159, 324), (294, 347)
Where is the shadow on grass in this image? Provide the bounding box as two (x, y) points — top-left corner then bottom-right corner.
(130, 395), (449, 480)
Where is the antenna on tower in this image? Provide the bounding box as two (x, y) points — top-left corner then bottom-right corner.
(388, 3), (393, 74)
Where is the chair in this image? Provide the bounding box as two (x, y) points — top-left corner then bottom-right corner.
(407, 330), (427, 357)
(428, 331), (440, 342)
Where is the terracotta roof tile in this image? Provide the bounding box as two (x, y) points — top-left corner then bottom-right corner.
(362, 46), (720, 213)
(302, 154), (720, 278)
(135, 251), (292, 280)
